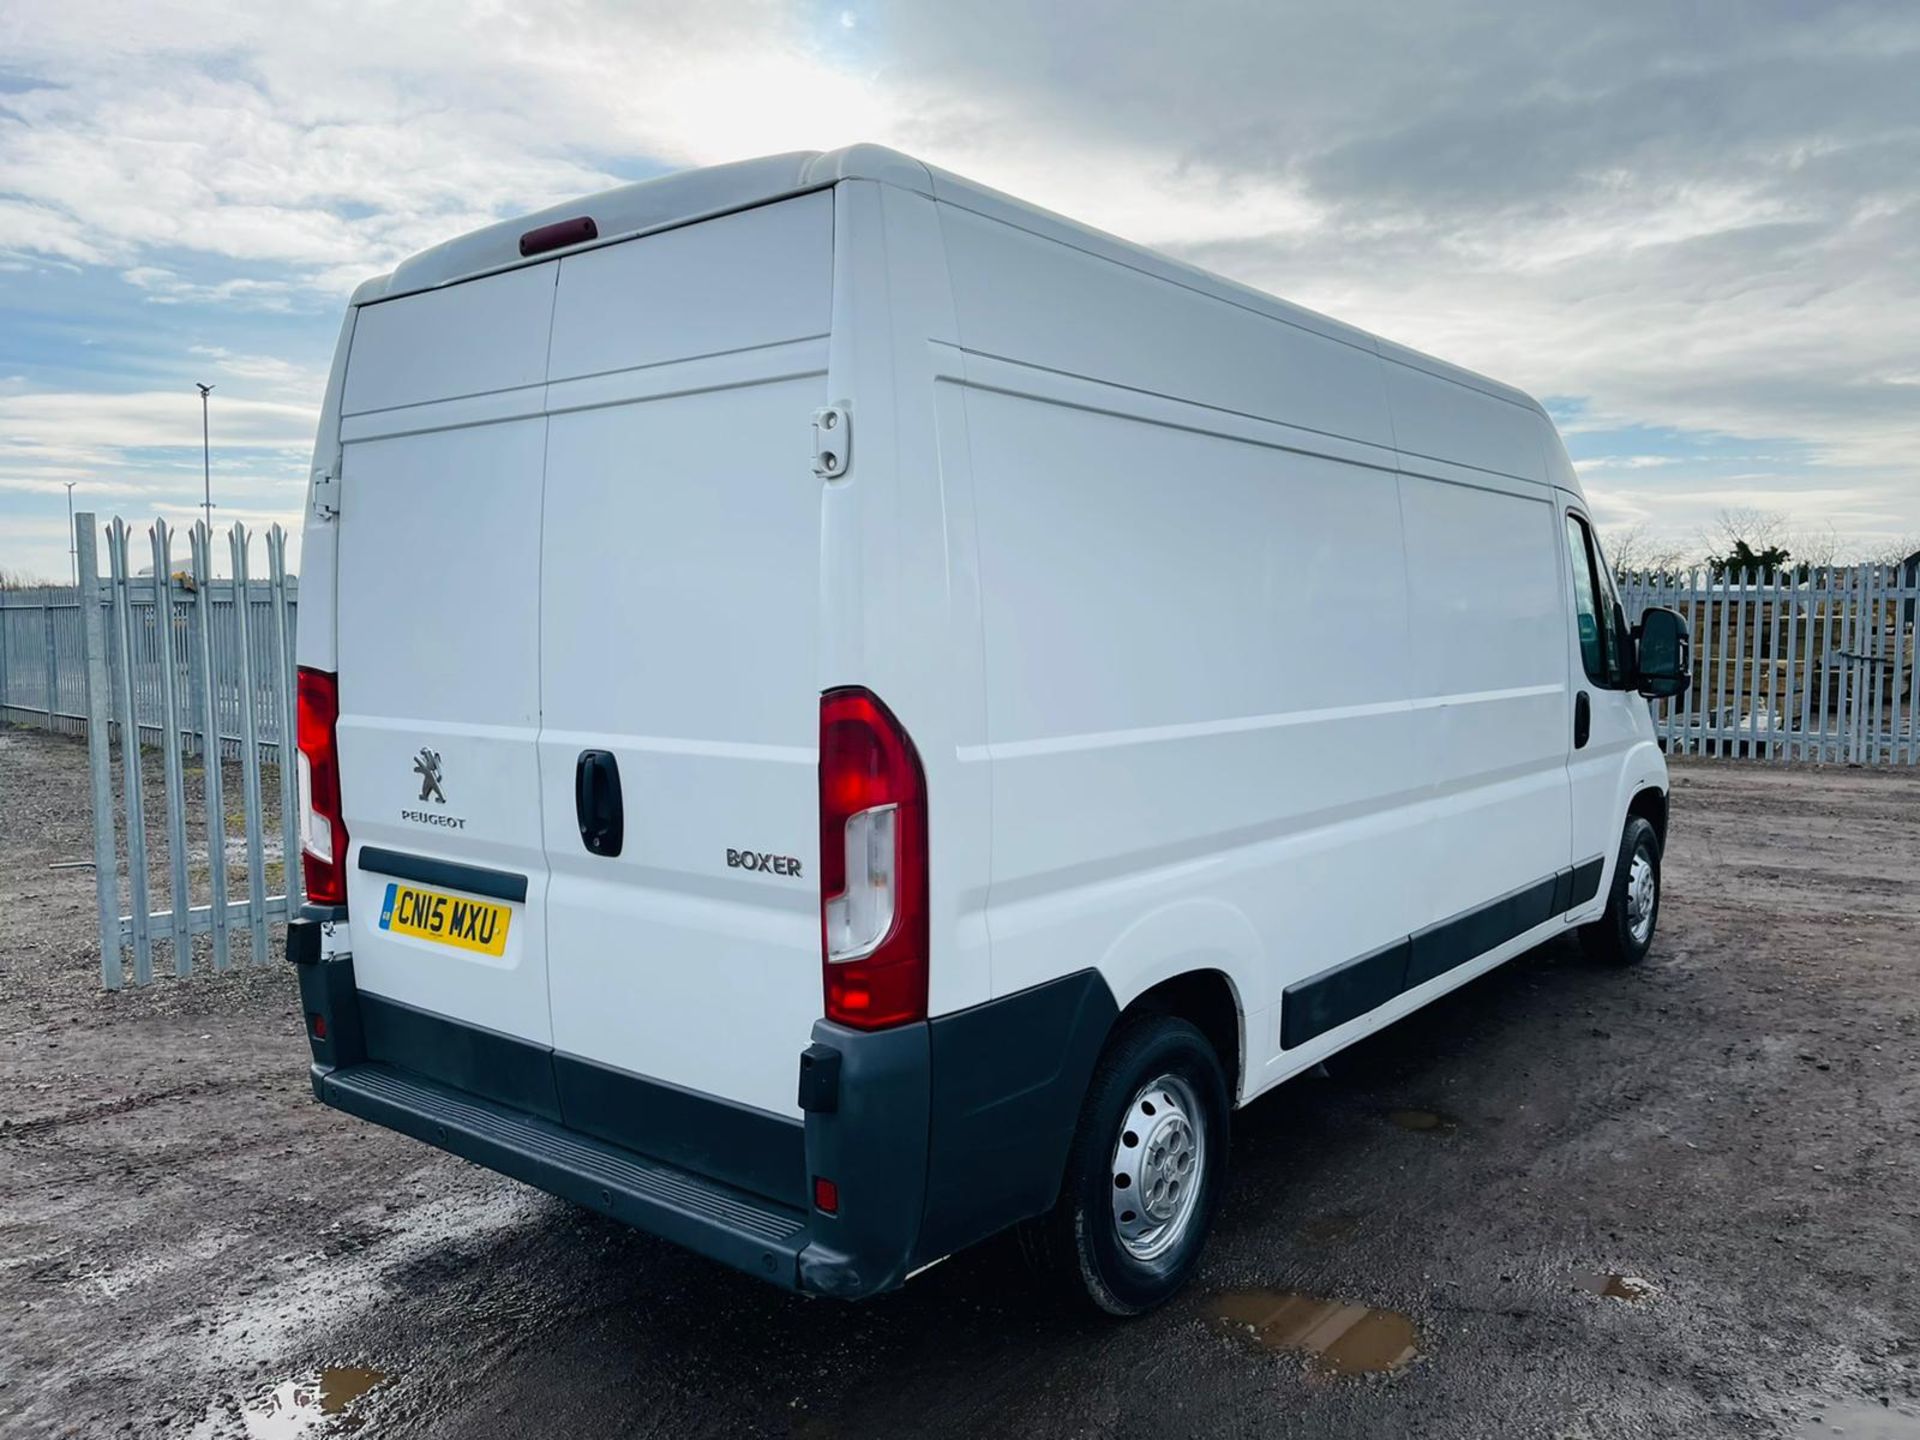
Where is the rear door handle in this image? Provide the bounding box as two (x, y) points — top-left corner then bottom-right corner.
(574, 750), (624, 857)
(1573, 692), (1591, 750)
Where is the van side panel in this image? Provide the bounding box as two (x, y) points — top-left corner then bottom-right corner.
(1376, 352), (1549, 484)
(293, 303), (359, 676)
(940, 205), (1428, 1092)
(938, 206), (1396, 451)
(961, 384), (1423, 1081)
(1395, 468), (1571, 950)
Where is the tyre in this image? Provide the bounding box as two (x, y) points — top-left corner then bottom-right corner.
(1580, 815), (1661, 966)
(1020, 1014), (1230, 1316)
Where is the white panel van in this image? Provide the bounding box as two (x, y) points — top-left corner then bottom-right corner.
(288, 145), (1691, 1313)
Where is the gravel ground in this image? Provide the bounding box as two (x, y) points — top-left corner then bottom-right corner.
(3, 723), (1919, 1440)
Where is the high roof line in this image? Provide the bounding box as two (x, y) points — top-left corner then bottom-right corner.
(357, 144), (1542, 420)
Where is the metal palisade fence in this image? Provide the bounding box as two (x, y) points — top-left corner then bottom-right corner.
(0, 513), (301, 987)
(1617, 564), (1920, 765)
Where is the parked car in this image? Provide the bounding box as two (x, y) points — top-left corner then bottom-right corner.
(287, 145), (1689, 1313)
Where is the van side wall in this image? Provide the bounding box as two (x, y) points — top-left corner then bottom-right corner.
(920, 195), (1594, 1105)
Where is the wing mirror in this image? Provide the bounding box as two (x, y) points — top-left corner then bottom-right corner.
(1633, 606), (1690, 699)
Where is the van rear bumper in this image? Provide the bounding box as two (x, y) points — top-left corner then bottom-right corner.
(288, 913), (1117, 1300)
(319, 1058), (813, 1286)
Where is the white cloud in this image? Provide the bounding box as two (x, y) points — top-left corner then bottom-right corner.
(0, 388), (315, 459)
(186, 347), (329, 399)
(122, 267), (302, 312)
(1574, 456), (1684, 473)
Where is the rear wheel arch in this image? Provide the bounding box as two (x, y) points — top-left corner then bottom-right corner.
(1019, 1009), (1232, 1314)
(1095, 898), (1261, 1103)
(1116, 968), (1243, 1105)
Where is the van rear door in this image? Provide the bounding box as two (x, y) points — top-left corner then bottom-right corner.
(333, 264), (558, 1046)
(537, 194), (835, 1121)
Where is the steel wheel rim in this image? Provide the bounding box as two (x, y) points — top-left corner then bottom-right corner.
(1626, 847), (1657, 945)
(1110, 1073), (1205, 1262)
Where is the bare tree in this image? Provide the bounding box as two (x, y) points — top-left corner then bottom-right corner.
(1786, 521), (1840, 569)
(1601, 522), (1693, 578)
(1852, 534), (1920, 567)
(1703, 506), (1790, 558)
(1683, 506), (1916, 574)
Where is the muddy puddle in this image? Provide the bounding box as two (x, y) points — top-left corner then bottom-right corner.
(1792, 1401), (1920, 1438)
(234, 1366), (388, 1437)
(1571, 1270), (1658, 1302)
(1209, 1288), (1419, 1374)
(1387, 1107), (1455, 1133)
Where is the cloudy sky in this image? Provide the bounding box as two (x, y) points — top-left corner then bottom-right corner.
(2, 0), (1916, 578)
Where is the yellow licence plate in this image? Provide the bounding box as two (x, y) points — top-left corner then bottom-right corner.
(376, 882), (511, 957)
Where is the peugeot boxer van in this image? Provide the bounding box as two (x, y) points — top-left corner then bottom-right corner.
(287, 145), (1690, 1313)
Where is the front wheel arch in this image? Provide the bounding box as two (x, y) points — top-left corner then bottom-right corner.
(1582, 815), (1662, 966)
(1627, 785), (1669, 852)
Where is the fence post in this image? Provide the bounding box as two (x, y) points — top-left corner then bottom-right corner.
(1858, 565), (1873, 766)
(1765, 569), (1783, 761)
(229, 524), (270, 964)
(1852, 565), (1868, 766)
(1770, 568), (1784, 756)
(1907, 568), (1920, 766)
(1799, 570), (1820, 761)
(151, 522), (193, 976)
(1894, 564), (1912, 767)
(75, 518), (123, 989)
(1704, 572), (1720, 760)
(1874, 564), (1890, 767)
(189, 524), (232, 971)
(41, 594), (57, 730)
(106, 520), (154, 985)
(268, 527), (301, 913)
(1732, 567), (1751, 758)
(1674, 570), (1692, 755)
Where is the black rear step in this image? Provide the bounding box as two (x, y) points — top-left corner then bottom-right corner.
(321, 1062), (809, 1285)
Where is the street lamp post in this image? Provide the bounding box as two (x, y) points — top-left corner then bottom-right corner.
(196, 383), (215, 536)
(65, 481), (77, 587)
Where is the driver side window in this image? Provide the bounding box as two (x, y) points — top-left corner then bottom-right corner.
(1564, 513), (1624, 687)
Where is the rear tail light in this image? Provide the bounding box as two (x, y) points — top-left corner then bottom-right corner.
(296, 667), (350, 906)
(819, 688), (927, 1029)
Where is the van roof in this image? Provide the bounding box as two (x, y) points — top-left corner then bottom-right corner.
(357, 143), (1544, 419)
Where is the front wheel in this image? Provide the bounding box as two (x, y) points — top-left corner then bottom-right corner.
(1020, 1015), (1229, 1315)
(1581, 815), (1662, 965)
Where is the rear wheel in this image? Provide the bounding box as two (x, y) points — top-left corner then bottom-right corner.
(1020, 1014), (1229, 1315)
(1581, 815), (1661, 965)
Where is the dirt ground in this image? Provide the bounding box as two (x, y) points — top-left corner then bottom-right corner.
(3, 723), (1919, 1440)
